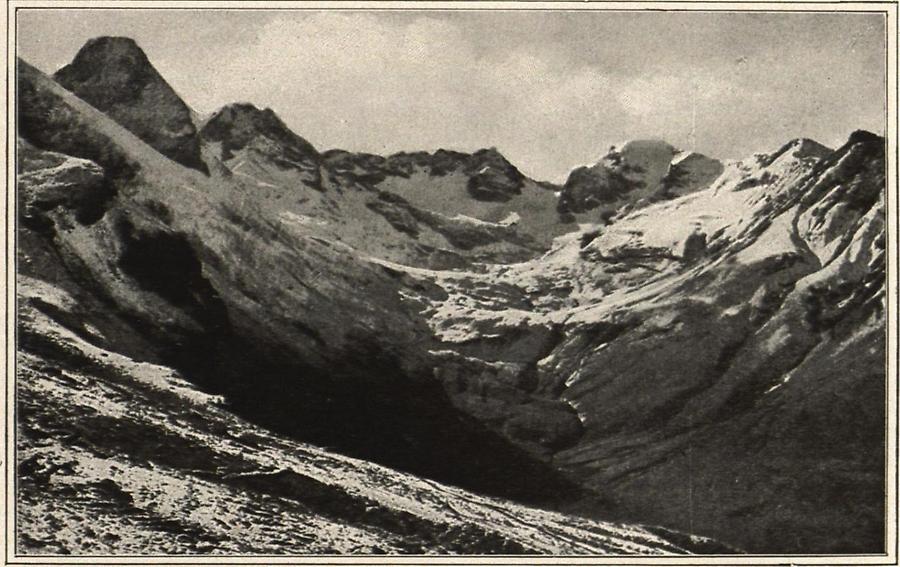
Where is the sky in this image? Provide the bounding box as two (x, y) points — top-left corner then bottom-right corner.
(17, 9), (887, 182)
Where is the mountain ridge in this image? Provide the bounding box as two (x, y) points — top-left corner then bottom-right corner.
(13, 37), (887, 556)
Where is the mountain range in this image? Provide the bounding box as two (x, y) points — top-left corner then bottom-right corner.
(15, 36), (886, 555)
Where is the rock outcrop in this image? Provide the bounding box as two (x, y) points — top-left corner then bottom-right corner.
(17, 139), (116, 229)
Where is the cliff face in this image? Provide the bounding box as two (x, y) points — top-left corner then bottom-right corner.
(14, 38), (887, 556)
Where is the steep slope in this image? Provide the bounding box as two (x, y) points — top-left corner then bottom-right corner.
(17, 57), (592, 508)
(19, 276), (718, 555)
(53, 37), (207, 174)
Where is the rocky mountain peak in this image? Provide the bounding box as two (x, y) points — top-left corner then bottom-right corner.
(461, 147), (525, 201)
(558, 138), (721, 216)
(615, 138), (678, 159)
(790, 137), (832, 157)
(200, 102), (319, 165)
(60, 37), (148, 80)
(53, 36), (207, 174)
(382, 146), (520, 178)
(332, 146), (528, 202)
(469, 146), (512, 165)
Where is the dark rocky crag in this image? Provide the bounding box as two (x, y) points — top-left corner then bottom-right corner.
(54, 37), (208, 174)
(14, 37), (887, 556)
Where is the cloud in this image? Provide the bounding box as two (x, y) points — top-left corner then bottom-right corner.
(18, 9), (886, 181)
(206, 13), (657, 179)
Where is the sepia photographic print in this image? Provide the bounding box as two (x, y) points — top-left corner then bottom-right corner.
(3, 1), (898, 564)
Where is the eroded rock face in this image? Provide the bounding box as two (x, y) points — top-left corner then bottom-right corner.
(53, 37), (207, 174)
(17, 140), (116, 229)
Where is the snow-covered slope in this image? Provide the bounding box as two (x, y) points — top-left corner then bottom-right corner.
(400, 130), (885, 553)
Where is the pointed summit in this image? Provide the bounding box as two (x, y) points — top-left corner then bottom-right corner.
(846, 129), (884, 146)
(54, 36), (207, 173)
(199, 103), (321, 188)
(200, 103), (319, 163)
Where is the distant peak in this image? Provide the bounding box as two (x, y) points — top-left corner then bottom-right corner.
(595, 139), (679, 168)
(211, 102), (269, 118)
(671, 150), (718, 166)
(470, 147), (514, 165)
(200, 102), (319, 160)
(617, 139), (678, 152)
(81, 36), (142, 50)
(205, 103), (295, 138)
(472, 146), (502, 157)
(789, 137), (832, 157)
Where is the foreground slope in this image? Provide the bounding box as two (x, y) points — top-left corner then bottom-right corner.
(19, 276), (716, 555)
(18, 58), (588, 505)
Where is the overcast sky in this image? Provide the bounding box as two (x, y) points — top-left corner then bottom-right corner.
(18, 9), (886, 182)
